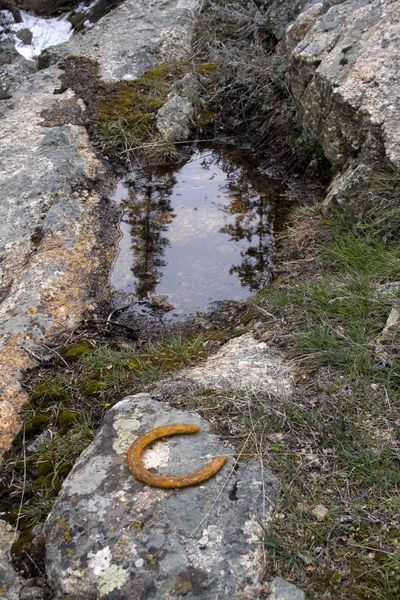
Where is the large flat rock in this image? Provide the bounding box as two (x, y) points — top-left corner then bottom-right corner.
(0, 67), (104, 458)
(43, 0), (203, 82)
(45, 393), (278, 599)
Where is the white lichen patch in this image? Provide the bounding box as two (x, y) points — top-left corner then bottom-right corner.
(242, 517), (263, 544)
(142, 441), (170, 469)
(133, 488), (166, 512)
(114, 490), (127, 503)
(88, 547), (112, 577)
(98, 564), (129, 596)
(238, 519), (264, 574)
(112, 409), (143, 454)
(135, 558), (144, 569)
(65, 456), (113, 496)
(187, 526), (224, 571)
(84, 495), (113, 518)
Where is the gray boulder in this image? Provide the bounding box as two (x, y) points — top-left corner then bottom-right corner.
(15, 28), (33, 45)
(45, 393), (278, 599)
(286, 0), (400, 170)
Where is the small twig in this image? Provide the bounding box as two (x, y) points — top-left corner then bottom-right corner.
(190, 433), (252, 537)
(23, 550), (44, 576)
(41, 342), (69, 368)
(105, 305), (132, 322)
(383, 386), (392, 411)
(10, 427), (26, 555)
(97, 317), (139, 333)
(21, 346), (43, 363)
(251, 304), (278, 320)
(348, 543), (394, 556)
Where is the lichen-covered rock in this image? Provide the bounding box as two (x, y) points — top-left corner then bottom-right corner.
(184, 333), (294, 396)
(156, 73), (199, 141)
(263, 0), (312, 40)
(286, 0), (400, 170)
(41, 0), (203, 82)
(0, 66), (105, 457)
(156, 94), (194, 141)
(321, 159), (372, 211)
(45, 393), (277, 599)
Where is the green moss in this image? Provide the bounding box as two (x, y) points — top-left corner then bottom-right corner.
(36, 457), (53, 476)
(195, 62), (219, 74)
(57, 410), (81, 428)
(24, 411), (52, 434)
(30, 226), (43, 246)
(63, 340), (95, 360)
(96, 61), (217, 161)
(31, 382), (69, 405)
(11, 528), (33, 554)
(81, 379), (109, 396)
(195, 108), (214, 128)
(60, 55), (219, 163)
(31, 474), (53, 489)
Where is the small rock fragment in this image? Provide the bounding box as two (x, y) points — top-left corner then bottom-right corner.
(15, 28), (33, 45)
(311, 504), (328, 521)
(268, 576), (305, 600)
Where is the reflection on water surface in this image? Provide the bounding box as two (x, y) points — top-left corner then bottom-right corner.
(110, 147), (285, 319)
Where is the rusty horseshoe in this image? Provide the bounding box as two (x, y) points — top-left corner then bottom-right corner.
(126, 423), (227, 489)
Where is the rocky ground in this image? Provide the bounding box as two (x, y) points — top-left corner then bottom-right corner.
(1, 0), (399, 598)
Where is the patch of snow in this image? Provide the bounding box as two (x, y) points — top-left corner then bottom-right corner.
(0, 9), (73, 60)
(75, 0), (98, 14)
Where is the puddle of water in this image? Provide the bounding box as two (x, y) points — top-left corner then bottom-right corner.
(110, 147), (286, 319)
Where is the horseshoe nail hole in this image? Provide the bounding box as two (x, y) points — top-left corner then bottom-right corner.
(229, 482), (238, 501)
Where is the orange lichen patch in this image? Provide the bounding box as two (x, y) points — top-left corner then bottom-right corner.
(0, 337), (33, 458)
(126, 424), (227, 489)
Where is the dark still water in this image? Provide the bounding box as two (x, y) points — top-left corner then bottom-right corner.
(110, 147), (286, 319)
